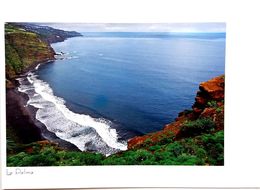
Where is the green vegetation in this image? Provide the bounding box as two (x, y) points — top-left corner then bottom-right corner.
(216, 107), (223, 113)
(5, 23), (54, 79)
(7, 142), (105, 166)
(207, 100), (218, 108)
(180, 117), (216, 137)
(5, 23), (224, 166)
(7, 130), (224, 166)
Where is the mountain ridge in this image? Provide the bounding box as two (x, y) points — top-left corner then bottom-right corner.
(5, 23), (82, 84)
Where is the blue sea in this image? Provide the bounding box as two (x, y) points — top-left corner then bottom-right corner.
(18, 32), (225, 155)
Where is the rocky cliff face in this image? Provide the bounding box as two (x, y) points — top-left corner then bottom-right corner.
(5, 23), (55, 80)
(128, 75), (224, 149)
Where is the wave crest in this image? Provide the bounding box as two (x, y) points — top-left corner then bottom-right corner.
(18, 73), (127, 155)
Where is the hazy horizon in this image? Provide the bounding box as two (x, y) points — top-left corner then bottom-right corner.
(38, 23), (226, 33)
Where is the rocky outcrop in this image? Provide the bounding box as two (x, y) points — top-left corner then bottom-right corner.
(193, 75), (224, 114)
(128, 75), (225, 149)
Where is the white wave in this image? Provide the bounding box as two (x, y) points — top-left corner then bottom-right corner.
(18, 87), (27, 93)
(20, 73), (127, 155)
(27, 73), (34, 84)
(35, 64), (41, 70)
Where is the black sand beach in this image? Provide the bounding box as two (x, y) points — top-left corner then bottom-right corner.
(6, 77), (80, 151)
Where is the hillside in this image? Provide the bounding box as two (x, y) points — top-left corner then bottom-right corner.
(5, 23), (55, 80)
(5, 23), (83, 156)
(12, 23), (82, 43)
(7, 75), (224, 166)
(5, 23), (82, 83)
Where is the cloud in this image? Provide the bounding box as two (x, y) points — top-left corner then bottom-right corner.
(39, 23), (225, 33)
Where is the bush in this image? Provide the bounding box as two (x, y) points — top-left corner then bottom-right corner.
(7, 146), (104, 166)
(165, 142), (184, 157)
(157, 135), (174, 145)
(199, 131), (224, 165)
(207, 100), (218, 108)
(149, 145), (161, 151)
(181, 118), (216, 136)
(196, 148), (207, 159)
(7, 130), (224, 166)
(174, 154), (200, 165)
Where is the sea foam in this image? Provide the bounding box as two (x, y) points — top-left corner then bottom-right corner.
(18, 72), (127, 155)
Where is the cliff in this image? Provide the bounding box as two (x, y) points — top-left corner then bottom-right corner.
(128, 75), (224, 149)
(5, 23), (55, 80)
(5, 23), (82, 82)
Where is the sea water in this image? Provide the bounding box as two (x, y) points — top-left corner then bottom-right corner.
(18, 33), (225, 155)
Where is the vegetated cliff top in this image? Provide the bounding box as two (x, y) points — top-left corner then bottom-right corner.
(12, 22), (82, 43)
(5, 23), (82, 82)
(5, 23), (55, 81)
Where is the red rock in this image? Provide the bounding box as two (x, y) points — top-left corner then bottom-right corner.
(200, 107), (216, 118)
(199, 75), (224, 100)
(127, 75), (225, 149)
(195, 96), (206, 105)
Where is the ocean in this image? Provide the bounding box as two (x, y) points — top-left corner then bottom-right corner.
(18, 32), (225, 155)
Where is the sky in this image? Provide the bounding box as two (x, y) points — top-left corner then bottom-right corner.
(39, 23), (225, 33)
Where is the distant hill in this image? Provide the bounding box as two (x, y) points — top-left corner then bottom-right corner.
(12, 22), (82, 43)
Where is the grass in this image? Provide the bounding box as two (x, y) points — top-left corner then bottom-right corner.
(7, 130), (224, 166)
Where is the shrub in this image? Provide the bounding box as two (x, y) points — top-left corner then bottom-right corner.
(165, 142), (184, 157)
(7, 130), (224, 166)
(196, 148), (207, 159)
(216, 107), (223, 113)
(149, 145), (161, 151)
(174, 154), (199, 165)
(154, 151), (172, 162)
(157, 135), (174, 145)
(142, 138), (153, 147)
(181, 118), (216, 136)
(207, 100), (218, 108)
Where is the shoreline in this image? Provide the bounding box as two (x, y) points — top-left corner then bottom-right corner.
(7, 59), (81, 152)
